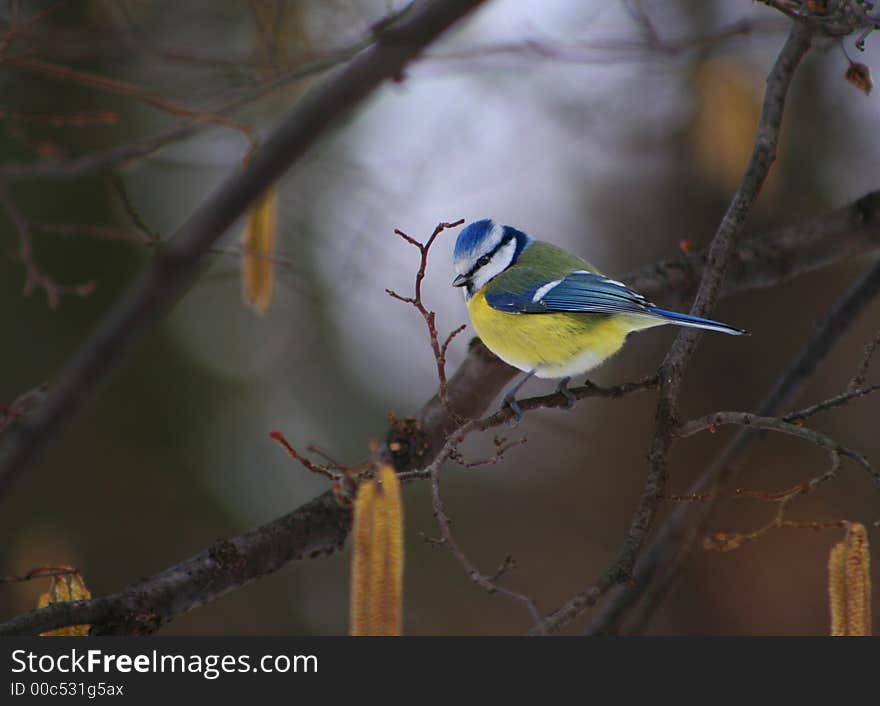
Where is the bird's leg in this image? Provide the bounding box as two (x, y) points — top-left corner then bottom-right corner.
(556, 377), (576, 410)
(501, 370), (535, 425)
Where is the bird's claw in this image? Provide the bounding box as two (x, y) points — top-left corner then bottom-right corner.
(502, 394), (524, 427)
(556, 377), (576, 410)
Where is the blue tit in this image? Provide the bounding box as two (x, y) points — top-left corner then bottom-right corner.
(452, 219), (746, 420)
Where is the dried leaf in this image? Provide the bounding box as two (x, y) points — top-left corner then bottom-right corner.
(845, 63), (873, 96)
(241, 184), (278, 315)
(38, 569), (91, 636)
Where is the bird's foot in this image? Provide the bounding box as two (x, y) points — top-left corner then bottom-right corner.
(502, 393), (524, 427)
(556, 377), (576, 410)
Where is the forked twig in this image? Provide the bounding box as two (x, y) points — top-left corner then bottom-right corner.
(386, 220), (467, 409)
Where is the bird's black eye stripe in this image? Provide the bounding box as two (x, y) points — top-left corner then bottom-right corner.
(468, 232), (514, 277)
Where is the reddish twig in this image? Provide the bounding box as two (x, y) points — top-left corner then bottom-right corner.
(386, 219), (466, 409)
(269, 430), (342, 482)
(849, 329), (880, 391)
(1, 185), (97, 308)
(0, 383), (47, 436)
(0, 565), (80, 584)
(703, 449), (843, 551)
(0, 0), (64, 60)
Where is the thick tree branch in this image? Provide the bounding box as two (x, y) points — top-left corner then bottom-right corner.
(0, 0), (490, 498)
(0, 491), (350, 635)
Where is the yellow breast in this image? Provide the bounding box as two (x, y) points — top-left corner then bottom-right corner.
(467, 289), (635, 378)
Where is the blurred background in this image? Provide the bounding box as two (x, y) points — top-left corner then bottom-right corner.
(1, 0), (879, 635)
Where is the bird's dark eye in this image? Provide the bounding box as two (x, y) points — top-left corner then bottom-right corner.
(476, 255), (491, 268)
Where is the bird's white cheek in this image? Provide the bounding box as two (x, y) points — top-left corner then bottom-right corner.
(470, 240), (517, 291)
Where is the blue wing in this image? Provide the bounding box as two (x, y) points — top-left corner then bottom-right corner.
(485, 270), (652, 316)
(485, 269), (746, 335)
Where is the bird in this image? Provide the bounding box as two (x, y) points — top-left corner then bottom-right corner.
(452, 219), (746, 421)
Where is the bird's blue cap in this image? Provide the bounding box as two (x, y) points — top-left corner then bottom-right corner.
(453, 218), (496, 261)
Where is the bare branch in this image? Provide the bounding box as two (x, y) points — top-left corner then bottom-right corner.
(529, 18), (814, 637)
(588, 260), (880, 636)
(429, 453), (541, 623)
(783, 384), (880, 423)
(0, 0), (490, 499)
(0, 490), (352, 635)
(386, 220), (466, 408)
(0, 3), (414, 182)
(625, 191), (880, 307)
(0, 185), (97, 307)
(677, 411), (879, 488)
(849, 328), (880, 391)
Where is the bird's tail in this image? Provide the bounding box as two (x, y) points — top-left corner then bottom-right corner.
(646, 307), (747, 336)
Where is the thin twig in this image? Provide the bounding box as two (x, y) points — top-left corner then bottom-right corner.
(0, 4), (416, 182)
(677, 411), (879, 487)
(783, 384), (880, 422)
(269, 430), (342, 482)
(0, 383), (47, 436)
(0, 184), (97, 307)
(475, 375), (658, 430)
(429, 448), (541, 624)
(386, 220), (466, 409)
(0, 565), (79, 584)
(702, 451), (843, 552)
(849, 328), (880, 391)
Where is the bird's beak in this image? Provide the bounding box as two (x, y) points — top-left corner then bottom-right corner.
(452, 274), (469, 288)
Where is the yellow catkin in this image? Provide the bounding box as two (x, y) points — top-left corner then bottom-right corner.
(241, 184), (278, 315)
(844, 523), (871, 636)
(350, 480), (377, 636)
(240, 1), (309, 316)
(38, 571), (91, 636)
(828, 523), (872, 636)
(349, 465), (404, 636)
(828, 542), (848, 636)
(372, 466), (403, 636)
